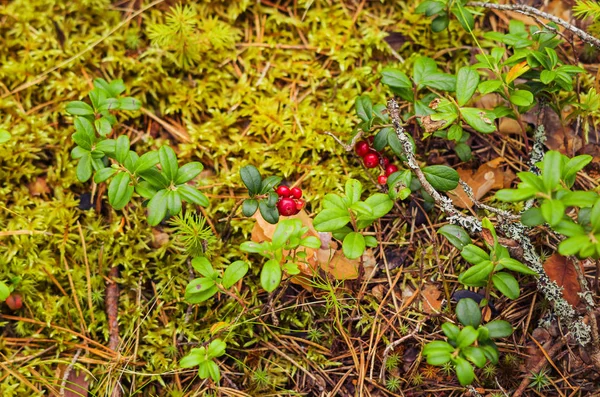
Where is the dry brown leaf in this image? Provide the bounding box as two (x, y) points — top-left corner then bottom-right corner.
(421, 283), (442, 314)
(28, 177), (50, 196)
(448, 157), (514, 208)
(251, 211), (364, 281)
(542, 254), (584, 306)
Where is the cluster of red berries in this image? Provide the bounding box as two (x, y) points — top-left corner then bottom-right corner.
(355, 139), (399, 185)
(275, 185), (305, 216)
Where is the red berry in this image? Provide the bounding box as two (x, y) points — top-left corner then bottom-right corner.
(290, 187), (303, 199)
(385, 164), (399, 176)
(378, 175), (388, 185)
(367, 136), (374, 145)
(363, 152), (379, 168)
(295, 198), (305, 211)
(355, 141), (370, 157)
(5, 293), (22, 311)
(277, 197), (297, 216)
(382, 157), (390, 168)
(276, 185), (291, 197)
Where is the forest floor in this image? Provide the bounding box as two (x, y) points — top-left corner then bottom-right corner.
(1, 0), (600, 396)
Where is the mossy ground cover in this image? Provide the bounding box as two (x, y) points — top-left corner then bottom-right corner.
(1, 0), (599, 396)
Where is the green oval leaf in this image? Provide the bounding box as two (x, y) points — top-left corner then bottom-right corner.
(242, 199), (259, 217)
(484, 320), (513, 339)
(456, 298), (481, 327)
(66, 101), (94, 116)
(108, 172), (133, 210)
(342, 232), (365, 259)
(438, 225), (472, 250)
(459, 261), (494, 287)
(175, 162), (204, 184)
(222, 261), (248, 289)
(261, 258), (282, 292)
(422, 165), (459, 192)
(492, 272), (520, 299)
(456, 67), (480, 106)
(159, 145), (179, 181)
(177, 184), (209, 207)
(240, 165), (262, 195)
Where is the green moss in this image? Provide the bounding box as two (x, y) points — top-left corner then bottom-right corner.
(0, 0), (487, 394)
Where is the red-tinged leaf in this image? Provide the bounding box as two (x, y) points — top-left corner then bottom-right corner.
(542, 254), (584, 306)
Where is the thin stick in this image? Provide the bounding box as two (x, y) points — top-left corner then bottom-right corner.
(77, 222), (95, 324)
(468, 2), (600, 48)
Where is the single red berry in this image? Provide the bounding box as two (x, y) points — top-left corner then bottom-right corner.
(385, 164), (399, 176)
(363, 152), (379, 168)
(378, 175), (388, 185)
(277, 197), (297, 216)
(295, 198), (305, 211)
(355, 141), (370, 157)
(382, 157), (390, 168)
(5, 293), (22, 311)
(275, 185), (291, 198)
(290, 187), (303, 199)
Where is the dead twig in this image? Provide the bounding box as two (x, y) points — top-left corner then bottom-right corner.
(468, 2), (600, 48)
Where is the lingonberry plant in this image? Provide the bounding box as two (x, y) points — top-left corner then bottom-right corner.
(240, 218), (321, 292)
(68, 78), (209, 225)
(312, 179), (394, 259)
(455, 218), (537, 300)
(239, 165), (283, 224)
(179, 338), (227, 382)
(423, 298), (513, 385)
(496, 150), (599, 258)
(184, 257), (248, 303)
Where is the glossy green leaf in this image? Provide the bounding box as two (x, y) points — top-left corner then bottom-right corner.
(261, 258), (282, 292)
(456, 67), (479, 106)
(463, 346), (486, 368)
(355, 95), (373, 123)
(242, 199), (259, 217)
(259, 176), (282, 194)
(177, 184), (209, 207)
(484, 320), (513, 338)
(147, 189), (168, 226)
(509, 89), (534, 106)
(345, 179), (362, 205)
(461, 244), (490, 265)
(495, 187), (537, 202)
(441, 322), (460, 340)
(158, 145), (179, 181)
(461, 107), (496, 133)
(381, 68), (412, 89)
(167, 191), (182, 215)
(66, 101), (94, 116)
(115, 135), (130, 164)
(438, 224), (472, 250)
(456, 298), (481, 327)
(94, 167), (117, 183)
(426, 351), (452, 365)
(497, 258), (537, 275)
(459, 261), (494, 286)
(240, 165), (262, 195)
(343, 232), (365, 259)
(0, 282), (10, 301)
(455, 357), (475, 385)
(542, 150), (563, 191)
(108, 172), (133, 210)
(94, 117), (112, 136)
(422, 165), (459, 191)
(540, 199), (564, 226)
(222, 261), (248, 289)
(456, 326), (478, 349)
(175, 162), (203, 184)
(258, 200), (279, 224)
(118, 97), (141, 110)
(313, 209), (350, 232)
(492, 272), (520, 299)
(76, 153), (93, 182)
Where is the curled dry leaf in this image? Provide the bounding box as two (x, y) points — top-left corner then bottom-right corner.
(542, 253), (584, 307)
(251, 211), (366, 282)
(448, 157), (515, 208)
(28, 176), (51, 196)
(421, 283), (443, 314)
